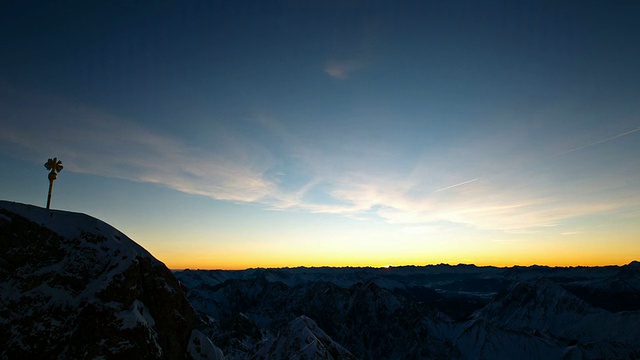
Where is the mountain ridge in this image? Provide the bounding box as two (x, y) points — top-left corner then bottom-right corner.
(176, 258), (640, 359)
(0, 200), (221, 359)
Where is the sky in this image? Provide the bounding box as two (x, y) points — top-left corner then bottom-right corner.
(1, 1), (639, 270)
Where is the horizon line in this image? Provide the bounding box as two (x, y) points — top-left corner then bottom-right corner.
(171, 259), (639, 272)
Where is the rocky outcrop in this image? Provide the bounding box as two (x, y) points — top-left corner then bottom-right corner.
(0, 201), (208, 359)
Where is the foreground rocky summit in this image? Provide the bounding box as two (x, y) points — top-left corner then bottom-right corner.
(0, 201), (219, 359)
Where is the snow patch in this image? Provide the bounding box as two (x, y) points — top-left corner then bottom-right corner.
(117, 299), (155, 330)
(188, 330), (226, 360)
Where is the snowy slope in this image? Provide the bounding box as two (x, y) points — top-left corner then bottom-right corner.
(252, 316), (356, 360)
(477, 279), (640, 347)
(0, 201), (222, 359)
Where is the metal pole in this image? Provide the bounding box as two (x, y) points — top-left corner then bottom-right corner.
(46, 178), (54, 209)
(46, 170), (57, 209)
(44, 157), (62, 209)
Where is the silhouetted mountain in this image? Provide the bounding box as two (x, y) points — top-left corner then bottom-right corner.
(0, 201), (222, 359)
(561, 261), (640, 313)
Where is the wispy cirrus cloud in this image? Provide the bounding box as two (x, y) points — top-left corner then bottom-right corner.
(251, 114), (640, 234)
(0, 87), (276, 203)
(3, 86), (638, 235)
(289, 174), (637, 233)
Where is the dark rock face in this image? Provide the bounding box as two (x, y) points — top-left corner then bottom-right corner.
(0, 201), (197, 359)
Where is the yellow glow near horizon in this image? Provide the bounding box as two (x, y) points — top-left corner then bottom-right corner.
(127, 204), (640, 271)
(149, 231), (639, 270)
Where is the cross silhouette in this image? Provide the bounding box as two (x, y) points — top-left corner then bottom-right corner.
(44, 157), (63, 209)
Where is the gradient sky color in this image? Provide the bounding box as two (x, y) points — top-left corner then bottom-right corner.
(1, 1), (639, 269)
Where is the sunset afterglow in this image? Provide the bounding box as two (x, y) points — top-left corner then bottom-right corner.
(1, 1), (638, 269)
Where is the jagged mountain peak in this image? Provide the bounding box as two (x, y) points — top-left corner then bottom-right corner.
(618, 260), (640, 279)
(252, 315), (356, 360)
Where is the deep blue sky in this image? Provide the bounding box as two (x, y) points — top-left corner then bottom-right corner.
(1, 1), (639, 268)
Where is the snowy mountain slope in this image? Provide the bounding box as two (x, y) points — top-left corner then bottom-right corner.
(0, 201), (221, 359)
(252, 316), (356, 360)
(452, 317), (640, 360)
(453, 318), (564, 359)
(477, 279), (640, 346)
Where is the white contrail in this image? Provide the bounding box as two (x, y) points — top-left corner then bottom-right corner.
(553, 127), (640, 157)
(434, 128), (638, 194)
(435, 178), (478, 192)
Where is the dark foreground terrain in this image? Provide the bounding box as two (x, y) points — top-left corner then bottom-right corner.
(0, 201), (222, 359)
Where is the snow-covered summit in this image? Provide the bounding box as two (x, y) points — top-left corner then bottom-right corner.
(0, 201), (218, 359)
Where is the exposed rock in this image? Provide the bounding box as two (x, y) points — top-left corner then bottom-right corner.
(0, 201), (204, 359)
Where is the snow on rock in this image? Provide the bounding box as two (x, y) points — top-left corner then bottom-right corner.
(0, 201), (219, 359)
(252, 315), (356, 360)
(189, 330), (227, 360)
(117, 299), (157, 329)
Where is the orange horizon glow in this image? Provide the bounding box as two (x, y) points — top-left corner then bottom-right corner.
(143, 227), (640, 271)
(157, 249), (638, 271)
(165, 259), (639, 272)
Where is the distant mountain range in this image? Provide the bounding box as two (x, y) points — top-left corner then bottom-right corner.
(2, 201), (639, 359)
(176, 261), (640, 359)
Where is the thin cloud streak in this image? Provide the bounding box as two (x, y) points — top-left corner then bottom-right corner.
(435, 178), (479, 192)
(553, 127), (640, 157)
